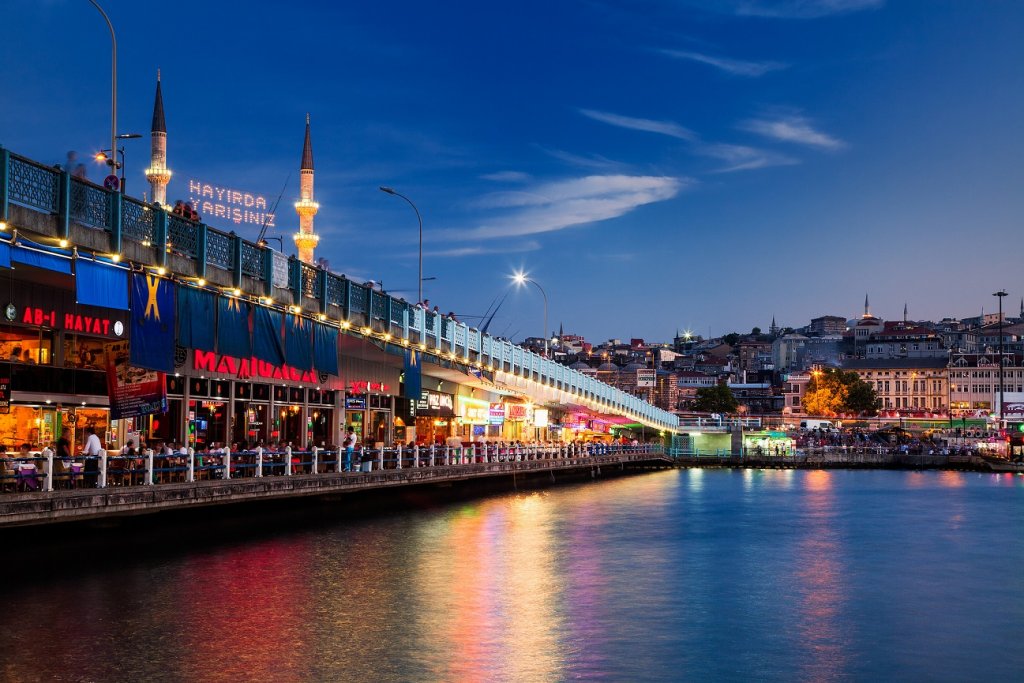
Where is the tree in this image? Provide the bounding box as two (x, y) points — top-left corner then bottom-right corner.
(693, 383), (739, 414)
(722, 332), (740, 346)
(751, 326), (762, 336)
(802, 368), (880, 417)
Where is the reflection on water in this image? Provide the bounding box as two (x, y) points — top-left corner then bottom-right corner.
(2, 470), (1022, 682)
(795, 470), (847, 681)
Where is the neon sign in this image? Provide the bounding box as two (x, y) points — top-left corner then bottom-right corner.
(193, 350), (321, 385)
(188, 179), (275, 228)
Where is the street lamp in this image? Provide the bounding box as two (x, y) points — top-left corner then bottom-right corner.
(512, 271), (549, 358)
(379, 187), (423, 305)
(94, 133), (141, 193)
(88, 0), (117, 184)
(994, 289), (1008, 427)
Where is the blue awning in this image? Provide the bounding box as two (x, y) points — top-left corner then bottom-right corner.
(12, 243), (72, 274)
(0, 240), (10, 269)
(75, 258), (129, 310)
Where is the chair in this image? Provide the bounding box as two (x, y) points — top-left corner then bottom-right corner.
(52, 458), (70, 490)
(107, 457), (127, 486)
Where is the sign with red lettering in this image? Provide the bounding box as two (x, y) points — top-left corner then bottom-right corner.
(5, 284), (125, 339)
(348, 380), (390, 394)
(192, 350), (336, 388)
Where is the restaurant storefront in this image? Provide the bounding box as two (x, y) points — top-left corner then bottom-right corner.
(411, 389), (456, 445)
(146, 349), (341, 450)
(0, 282), (128, 451)
(339, 353), (401, 448)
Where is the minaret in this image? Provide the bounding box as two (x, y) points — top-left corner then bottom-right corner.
(769, 315), (778, 337)
(903, 302), (908, 325)
(293, 114), (320, 264)
(864, 293), (870, 317)
(145, 70), (172, 206)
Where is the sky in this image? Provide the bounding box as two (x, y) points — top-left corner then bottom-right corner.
(2, 0), (1022, 343)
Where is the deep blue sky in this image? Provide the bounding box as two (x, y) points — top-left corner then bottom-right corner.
(3, 1), (1022, 342)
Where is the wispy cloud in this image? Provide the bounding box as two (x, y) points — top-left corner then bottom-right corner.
(536, 145), (626, 172)
(659, 49), (787, 77)
(740, 113), (845, 150)
(698, 143), (799, 172)
(444, 174), (689, 240)
(422, 241), (542, 258)
(480, 170), (532, 182)
(579, 109), (696, 141)
(735, 0), (883, 19)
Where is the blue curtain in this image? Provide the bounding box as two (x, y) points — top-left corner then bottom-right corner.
(285, 314), (313, 371)
(178, 286), (217, 352)
(12, 244), (71, 274)
(217, 295), (252, 358)
(129, 272), (175, 373)
(253, 307), (285, 365)
(313, 322), (338, 375)
(76, 259), (128, 310)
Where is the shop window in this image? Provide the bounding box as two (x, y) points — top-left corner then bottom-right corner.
(210, 380), (230, 399)
(62, 335), (107, 370)
(190, 378), (209, 397)
(0, 327), (54, 365)
(289, 387), (304, 404)
(274, 386), (288, 402)
(166, 375), (185, 395)
(253, 383), (270, 401)
(234, 382), (251, 400)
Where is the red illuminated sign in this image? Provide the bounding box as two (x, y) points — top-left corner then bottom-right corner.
(348, 380), (390, 393)
(194, 350), (322, 385)
(21, 307), (122, 337)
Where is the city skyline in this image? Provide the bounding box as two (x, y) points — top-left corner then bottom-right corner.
(2, 1), (1021, 341)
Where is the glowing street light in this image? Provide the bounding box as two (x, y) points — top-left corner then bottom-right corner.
(512, 271), (549, 358)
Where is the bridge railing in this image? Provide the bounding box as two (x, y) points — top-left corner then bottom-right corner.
(0, 443), (664, 495)
(0, 147), (677, 432)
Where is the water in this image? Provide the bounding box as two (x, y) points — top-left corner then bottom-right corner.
(2, 469), (1022, 682)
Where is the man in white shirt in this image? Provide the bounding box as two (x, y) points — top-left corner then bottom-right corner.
(83, 426), (103, 487)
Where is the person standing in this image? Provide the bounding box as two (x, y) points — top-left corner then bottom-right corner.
(83, 426), (103, 487)
(342, 428), (357, 472)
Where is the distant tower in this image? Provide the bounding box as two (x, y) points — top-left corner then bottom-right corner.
(293, 114), (320, 264)
(145, 70), (172, 206)
(864, 293), (870, 318)
(769, 315), (779, 337)
(903, 302), (908, 325)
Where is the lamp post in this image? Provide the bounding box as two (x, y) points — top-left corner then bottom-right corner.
(95, 133), (141, 193)
(379, 187), (423, 305)
(512, 272), (548, 358)
(994, 289), (1008, 427)
(88, 0), (117, 184)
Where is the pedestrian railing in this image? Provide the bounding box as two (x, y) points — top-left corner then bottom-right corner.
(0, 444), (664, 494)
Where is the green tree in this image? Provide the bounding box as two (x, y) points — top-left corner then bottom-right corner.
(802, 368), (880, 417)
(722, 332), (740, 346)
(751, 326), (762, 336)
(693, 383), (739, 414)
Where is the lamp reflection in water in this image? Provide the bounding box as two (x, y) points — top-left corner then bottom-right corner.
(795, 470), (849, 681)
(412, 495), (568, 681)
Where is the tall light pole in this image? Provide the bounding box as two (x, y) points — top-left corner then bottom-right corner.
(994, 289), (1008, 427)
(379, 187), (423, 304)
(512, 271), (549, 358)
(88, 0), (117, 183)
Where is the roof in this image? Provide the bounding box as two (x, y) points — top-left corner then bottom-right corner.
(843, 357), (949, 370)
(301, 115), (314, 170)
(151, 75), (166, 133)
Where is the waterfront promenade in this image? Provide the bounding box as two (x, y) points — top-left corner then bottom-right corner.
(0, 443), (670, 528)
